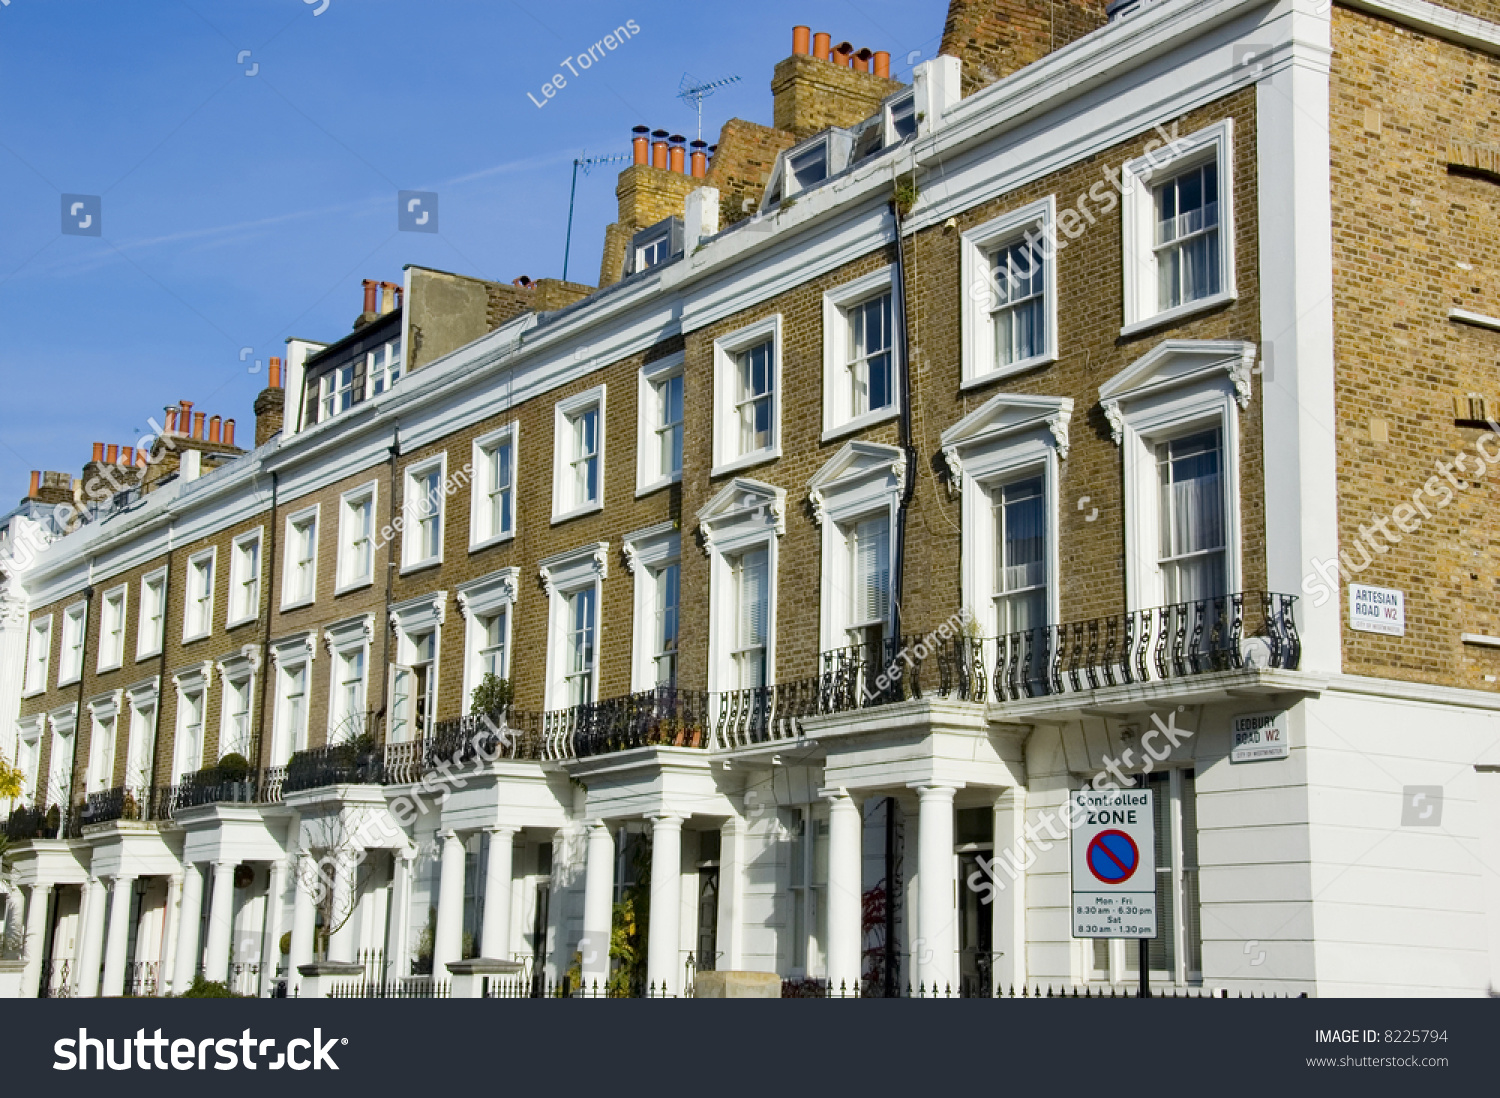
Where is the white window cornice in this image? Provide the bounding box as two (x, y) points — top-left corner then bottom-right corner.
(125, 676), (160, 708)
(324, 612), (376, 657)
(940, 392), (1074, 489)
(216, 644), (263, 684)
(86, 688), (124, 722)
(456, 567), (520, 619)
(621, 521), (680, 575)
(169, 659), (214, 693)
(47, 704), (78, 735)
(1098, 339), (1256, 444)
(390, 590), (447, 640)
(538, 542), (609, 597)
(269, 631), (317, 668)
(696, 477), (787, 557)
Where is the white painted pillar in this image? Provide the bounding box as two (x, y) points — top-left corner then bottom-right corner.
(259, 860), (287, 997)
(717, 812), (747, 971)
(913, 783), (959, 994)
(386, 850), (414, 977)
(76, 875), (107, 997)
(201, 861), (235, 983)
(480, 827), (516, 960)
(100, 875), (136, 997)
(156, 874), (181, 997)
(823, 788), (864, 994)
(579, 822), (615, 989)
(21, 884), (52, 998)
(327, 847), (359, 964)
(174, 864), (205, 992)
(992, 787), (1027, 992)
(289, 853), (316, 985)
(432, 831), (467, 976)
(645, 815), (684, 995)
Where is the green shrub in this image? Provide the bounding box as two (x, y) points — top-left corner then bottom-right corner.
(470, 674), (514, 717)
(214, 753), (251, 780)
(179, 975), (236, 998)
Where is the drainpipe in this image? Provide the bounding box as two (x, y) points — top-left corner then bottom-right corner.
(376, 427), (401, 742)
(67, 584), (95, 834)
(148, 542), (174, 811)
(888, 188), (916, 647)
(253, 471), (279, 772)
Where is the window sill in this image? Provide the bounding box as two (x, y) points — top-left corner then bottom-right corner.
(821, 405), (899, 443)
(136, 647), (162, 663)
(960, 350), (1058, 392)
(400, 557), (443, 577)
(1120, 290), (1236, 340)
(333, 578), (374, 597)
(711, 447), (782, 479)
(550, 502), (603, 526)
(95, 660), (123, 675)
(468, 531), (516, 554)
(635, 472), (682, 499)
(225, 615), (257, 631)
(181, 632), (210, 646)
(22, 686), (46, 700)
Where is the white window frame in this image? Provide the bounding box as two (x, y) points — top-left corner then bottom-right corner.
(1120, 119), (1236, 337)
(551, 386), (607, 523)
(59, 600), (88, 685)
(336, 482), (379, 593)
(85, 691), (122, 794)
(16, 715), (44, 801)
(123, 679), (158, 794)
(227, 528), (263, 628)
(456, 568), (520, 707)
(402, 454), (448, 572)
(636, 355), (685, 497)
(46, 706), (76, 809)
(24, 615), (52, 697)
(712, 315), (783, 476)
(960, 196), (1058, 390)
(136, 568), (167, 661)
(268, 634), (315, 766)
(622, 522), (682, 691)
(96, 585), (128, 673)
(388, 592), (446, 744)
(1099, 340), (1252, 611)
(367, 336), (403, 397)
(324, 614), (374, 742)
(697, 478), (785, 695)
(170, 663), (212, 779)
(470, 422), (519, 550)
(282, 504), (320, 609)
(940, 393), (1072, 643)
(539, 544), (608, 710)
(806, 442), (904, 653)
(822, 268), (901, 440)
(182, 548), (217, 643)
(216, 648), (260, 761)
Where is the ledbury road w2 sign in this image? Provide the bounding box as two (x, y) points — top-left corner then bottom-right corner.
(1071, 788), (1157, 939)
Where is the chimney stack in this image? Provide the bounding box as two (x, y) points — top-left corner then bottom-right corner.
(254, 359), (286, 447)
(773, 27), (903, 139)
(939, 0), (1109, 95)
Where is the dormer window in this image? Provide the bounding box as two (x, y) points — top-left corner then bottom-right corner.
(762, 131), (855, 210)
(627, 217), (683, 276)
(885, 92), (916, 143)
(790, 146), (827, 189)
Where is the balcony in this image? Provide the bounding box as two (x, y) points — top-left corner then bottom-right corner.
(383, 707), (547, 784)
(542, 687), (712, 760)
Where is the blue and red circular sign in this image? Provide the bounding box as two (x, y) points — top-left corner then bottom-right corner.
(1086, 829), (1140, 884)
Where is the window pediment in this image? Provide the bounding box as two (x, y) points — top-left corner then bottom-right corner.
(806, 441), (905, 526)
(390, 591), (447, 638)
(457, 568), (519, 619)
(696, 477), (786, 556)
(1098, 339), (1256, 443)
(940, 393), (1073, 487)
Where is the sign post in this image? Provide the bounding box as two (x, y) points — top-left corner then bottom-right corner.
(1070, 787), (1156, 997)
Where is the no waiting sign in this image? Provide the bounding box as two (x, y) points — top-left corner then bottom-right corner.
(1071, 788), (1157, 939)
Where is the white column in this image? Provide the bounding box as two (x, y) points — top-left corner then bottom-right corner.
(386, 850), (414, 977)
(717, 813), (747, 971)
(432, 831), (467, 976)
(823, 788), (863, 994)
(76, 875), (107, 997)
(259, 860), (287, 997)
(480, 827), (516, 960)
(327, 847), (359, 964)
(912, 783), (959, 994)
(156, 874), (181, 997)
(579, 822), (614, 988)
(992, 787), (1027, 993)
(645, 815), (684, 995)
(21, 884), (52, 998)
(202, 861), (235, 983)
(289, 853), (316, 985)
(172, 862), (203, 993)
(100, 875), (136, 997)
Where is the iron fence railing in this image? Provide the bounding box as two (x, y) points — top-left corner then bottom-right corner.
(541, 687), (712, 761)
(990, 591), (1299, 702)
(123, 960), (159, 997)
(281, 713), (387, 794)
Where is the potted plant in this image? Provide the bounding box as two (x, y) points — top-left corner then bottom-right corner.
(214, 753), (252, 802)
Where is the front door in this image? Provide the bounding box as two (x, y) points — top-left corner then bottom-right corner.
(957, 851), (994, 997)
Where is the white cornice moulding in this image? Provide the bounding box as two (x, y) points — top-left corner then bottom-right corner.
(1341, 0), (1500, 57)
(1450, 307), (1500, 332)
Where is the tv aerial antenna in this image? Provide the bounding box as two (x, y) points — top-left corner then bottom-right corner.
(677, 72), (741, 143)
(563, 150), (629, 282)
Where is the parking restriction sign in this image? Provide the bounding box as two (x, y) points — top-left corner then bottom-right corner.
(1071, 788), (1157, 939)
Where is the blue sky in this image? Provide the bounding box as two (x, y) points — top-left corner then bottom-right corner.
(0, 0), (942, 500)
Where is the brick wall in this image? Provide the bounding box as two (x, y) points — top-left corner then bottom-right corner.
(770, 54), (903, 139)
(940, 0), (1109, 95)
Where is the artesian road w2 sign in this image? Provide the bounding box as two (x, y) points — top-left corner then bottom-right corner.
(1071, 788), (1157, 939)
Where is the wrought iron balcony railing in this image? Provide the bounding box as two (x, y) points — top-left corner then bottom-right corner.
(990, 591), (1299, 702)
(4, 804), (59, 841)
(383, 708), (546, 784)
(280, 711), (387, 795)
(542, 687), (711, 761)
